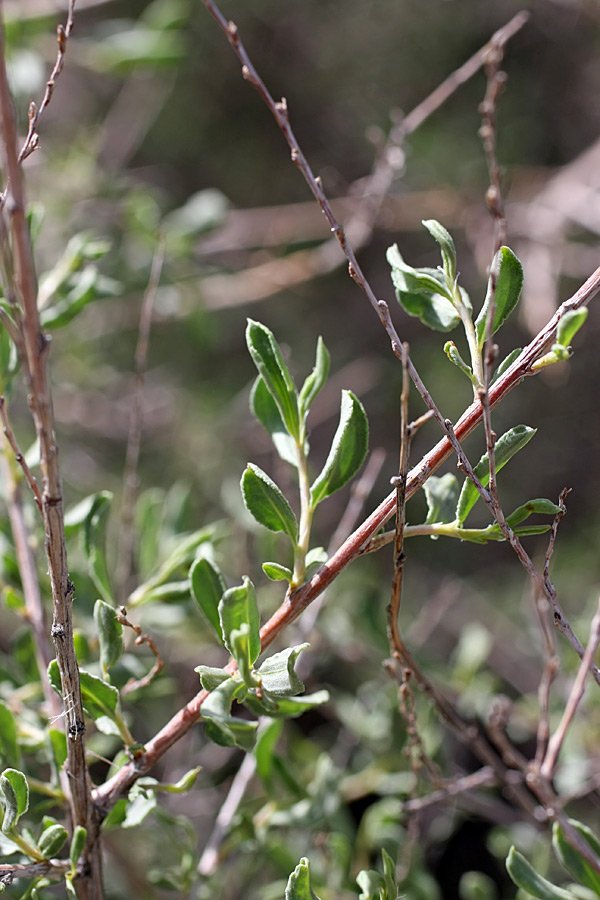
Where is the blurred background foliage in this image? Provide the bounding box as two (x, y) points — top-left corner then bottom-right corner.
(1, 0), (600, 897)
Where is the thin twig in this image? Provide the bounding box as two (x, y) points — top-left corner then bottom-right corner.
(116, 234), (165, 600)
(540, 597), (600, 780)
(478, 39), (508, 256)
(117, 607), (164, 696)
(388, 344), (411, 657)
(18, 0), (76, 164)
(197, 752), (257, 877)
(0, 396), (42, 511)
(93, 264), (600, 812)
(0, 8), (100, 897)
(399, 767), (498, 813)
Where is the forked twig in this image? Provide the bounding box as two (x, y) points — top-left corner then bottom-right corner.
(0, 396), (42, 511)
(116, 608), (164, 696)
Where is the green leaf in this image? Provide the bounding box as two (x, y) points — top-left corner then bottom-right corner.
(298, 337), (330, 418)
(381, 848), (398, 899)
(387, 244), (460, 332)
(189, 557), (225, 643)
(422, 219), (457, 281)
(218, 577), (261, 667)
(246, 319), (300, 440)
(94, 600), (124, 672)
(556, 308), (588, 348)
(285, 857), (322, 900)
(48, 729), (67, 775)
(0, 704), (19, 770)
(251, 376), (299, 467)
(424, 473), (460, 527)
(262, 562), (293, 583)
(246, 689), (329, 719)
(310, 391), (368, 507)
(83, 491), (114, 603)
(505, 498), (561, 528)
(41, 266), (121, 330)
(254, 719), (283, 788)
(455, 425), (536, 525)
(0, 769), (29, 833)
(194, 665), (232, 692)
(256, 643), (309, 696)
(305, 547), (327, 570)
(506, 847), (577, 900)
(38, 823), (68, 859)
(201, 676), (257, 751)
(552, 821), (600, 896)
(69, 827), (87, 872)
(78, 669), (119, 721)
(491, 347), (522, 385)
(444, 341), (477, 385)
(241, 463), (298, 543)
(475, 246), (523, 348)
(230, 625), (257, 686)
(356, 868), (385, 900)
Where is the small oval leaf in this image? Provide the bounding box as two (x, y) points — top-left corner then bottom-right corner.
(38, 823), (68, 859)
(241, 463), (298, 543)
(298, 336), (330, 418)
(285, 857), (322, 900)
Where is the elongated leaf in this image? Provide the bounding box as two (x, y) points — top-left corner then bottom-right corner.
(251, 376), (299, 467)
(70, 826), (87, 871)
(189, 557), (225, 642)
(424, 473), (460, 526)
(506, 847), (577, 900)
(506, 498), (561, 528)
(381, 848), (398, 899)
(83, 491), (114, 603)
(0, 704), (19, 770)
(556, 308), (588, 348)
(230, 625), (256, 686)
(552, 822), (600, 896)
(94, 600), (123, 672)
(475, 246), (523, 348)
(246, 690), (329, 719)
(48, 729), (67, 775)
(241, 463), (298, 543)
(310, 391), (368, 507)
(256, 643), (309, 696)
(218, 577), (261, 666)
(201, 676), (257, 750)
(491, 347), (522, 385)
(262, 561), (293, 583)
(299, 337), (330, 418)
(0, 769), (29, 833)
(254, 718), (284, 788)
(246, 319), (300, 440)
(422, 219), (457, 281)
(387, 244), (460, 332)
(285, 857), (322, 900)
(455, 425), (536, 525)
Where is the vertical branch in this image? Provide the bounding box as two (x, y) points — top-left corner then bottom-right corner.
(388, 343), (411, 652)
(0, 13), (101, 900)
(116, 234), (165, 599)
